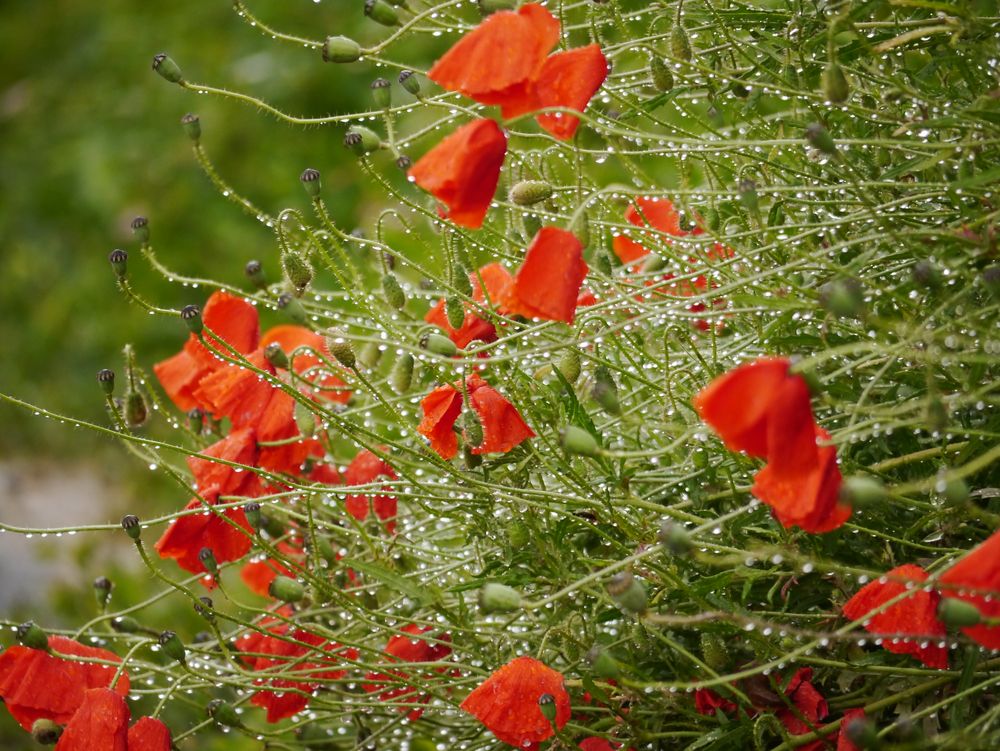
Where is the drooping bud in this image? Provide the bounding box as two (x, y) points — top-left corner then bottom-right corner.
(396, 154), (412, 170)
(509, 180), (553, 206)
(570, 211), (590, 248)
(594, 250), (614, 275)
(181, 304), (203, 334)
(371, 78), (391, 108)
(198, 547), (219, 576)
(421, 331), (458, 357)
(606, 572), (648, 614)
(359, 341), (382, 369)
(641, 253), (668, 274)
(194, 596), (215, 621)
(97, 369), (115, 396)
(507, 520), (530, 549)
(819, 278), (865, 318)
(124, 390), (148, 428)
(462, 409), (484, 447)
(207, 699), (244, 728)
(453, 264), (473, 296)
(822, 62), (850, 103)
(557, 348), (581, 383)
(282, 251), (313, 295)
(269, 575), (306, 603)
(300, 167), (322, 198)
(390, 352), (415, 393)
(700, 633), (730, 671)
(805, 123), (837, 155)
(264, 342), (289, 370)
(16, 621), (49, 651)
(245, 259), (267, 289)
(94, 576), (113, 609)
(382, 273), (407, 309)
(586, 645), (621, 679)
(938, 598), (982, 628)
(344, 125), (383, 155)
(121, 514), (141, 540)
(111, 616), (141, 634)
(322, 36), (362, 63)
(479, 0), (516, 13)
(670, 23), (692, 62)
(445, 295), (466, 329)
(561, 426), (601, 457)
(398, 69), (421, 96)
(479, 582), (522, 613)
(108, 248), (128, 279)
(277, 293), (307, 324)
(158, 630), (187, 665)
(152, 53), (183, 84)
(839, 475), (886, 508)
(650, 55), (674, 91)
(658, 521), (692, 555)
(365, 0), (400, 26)
(592, 365), (621, 415)
(131, 216), (150, 244)
(244, 501), (263, 532)
(537, 693), (557, 723)
(180, 113), (201, 141)
(324, 328), (356, 368)
(31, 719), (63, 745)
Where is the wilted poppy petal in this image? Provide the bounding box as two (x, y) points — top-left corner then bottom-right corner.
(507, 227), (589, 323)
(409, 119), (508, 229)
(128, 716), (172, 751)
(468, 379), (535, 455)
(534, 45), (609, 139)
(54, 688), (129, 751)
(418, 384), (464, 459)
(154, 491), (253, 575)
(938, 530), (1000, 649)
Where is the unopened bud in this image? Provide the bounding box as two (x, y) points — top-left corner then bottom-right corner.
(124, 390), (148, 428)
(701, 633), (729, 670)
(295, 400), (316, 438)
(243, 501), (263, 532)
(942, 475), (969, 505)
(398, 69), (421, 96)
(111, 615), (141, 633)
(300, 167), (322, 198)
(421, 331), (458, 357)
(180, 113), (201, 141)
(264, 341), (289, 370)
(805, 123), (837, 155)
(509, 180), (553, 206)
(453, 264), (474, 296)
(561, 426), (601, 457)
(538, 693), (557, 723)
(445, 295), (466, 329)
(586, 645), (621, 679)
(344, 125), (383, 155)
(108, 248), (128, 279)
(938, 598), (981, 628)
(650, 55), (674, 91)
(31, 719), (62, 745)
(282, 251), (313, 294)
(839, 475), (885, 508)
(382, 273), (407, 309)
(94, 576), (113, 608)
(121, 514), (141, 540)
(16, 621), (49, 651)
(181, 304), (203, 334)
(390, 352), (415, 393)
(570, 211), (590, 248)
(152, 53), (183, 84)
(97, 369), (115, 396)
(606, 571), (647, 614)
(912, 259), (942, 289)
(658, 521), (691, 555)
(822, 62), (850, 103)
(557, 348), (581, 383)
(269, 575), (306, 603)
(277, 293), (307, 324)
(359, 341), (382, 369)
(194, 596), (214, 621)
(738, 179), (759, 214)
(594, 250), (614, 275)
(207, 699), (243, 728)
(592, 365), (621, 415)
(371, 78), (391, 108)
(670, 24), (692, 61)
(365, 0), (400, 26)
(324, 328), (356, 368)
(322, 36), (362, 63)
(245, 259), (267, 289)
(158, 630), (187, 664)
(507, 520), (530, 549)
(479, 582), (522, 613)
(131, 216), (150, 244)
(198, 547), (218, 576)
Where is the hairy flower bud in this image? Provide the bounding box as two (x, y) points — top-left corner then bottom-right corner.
(152, 53), (183, 84)
(509, 180), (553, 206)
(592, 365), (621, 415)
(650, 55), (674, 92)
(421, 331), (458, 357)
(390, 352), (415, 393)
(269, 575), (306, 603)
(840, 475), (885, 508)
(819, 278), (865, 318)
(207, 699), (244, 728)
(180, 113), (201, 141)
(701, 633), (729, 671)
(822, 62), (850, 103)
(670, 23), (692, 62)
(97, 368), (115, 396)
(606, 572), (648, 614)
(445, 295), (465, 329)
(322, 36), (362, 63)
(398, 69), (421, 96)
(359, 341), (382, 369)
(479, 582), (522, 613)
(158, 630), (187, 665)
(282, 250), (313, 294)
(300, 167), (322, 198)
(108, 248), (128, 279)
(557, 348), (581, 383)
(938, 598), (981, 628)
(586, 645), (621, 679)
(382, 272), (407, 309)
(658, 521), (692, 555)
(462, 409), (484, 447)
(124, 389), (148, 428)
(324, 328), (356, 368)
(121, 514), (141, 540)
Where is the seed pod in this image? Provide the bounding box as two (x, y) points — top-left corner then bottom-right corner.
(365, 0), (400, 26)
(395, 154), (412, 170)
(207, 699), (244, 728)
(445, 295), (466, 329)
(371, 77), (391, 108)
(538, 694), (557, 723)
(264, 341), (289, 370)
(462, 409), (484, 447)
(94, 576), (113, 609)
(322, 36), (362, 63)
(398, 69), (421, 96)
(269, 575), (306, 603)
(300, 167), (322, 198)
(479, 583), (522, 613)
(31, 719), (62, 745)
(606, 572), (647, 614)
(324, 328), (356, 368)
(509, 180), (553, 206)
(561, 426), (600, 457)
(111, 616), (141, 633)
(557, 348), (581, 383)
(421, 331), (458, 357)
(131, 216), (150, 244)
(158, 630), (187, 665)
(16, 621), (49, 651)
(181, 304), (203, 334)
(108, 249), (128, 279)
(244, 501), (263, 532)
(121, 514), (141, 540)
(592, 365), (621, 415)
(670, 24), (692, 62)
(939, 598), (981, 628)
(382, 273), (406, 309)
(586, 645), (621, 679)
(123, 389), (147, 427)
(359, 341), (382, 369)
(97, 369), (115, 396)
(390, 352), (415, 392)
(180, 113), (201, 141)
(658, 521), (691, 555)
(840, 476), (886, 508)
(344, 125), (383, 155)
(245, 259), (267, 289)
(822, 62), (850, 103)
(701, 633), (730, 671)
(805, 123), (837, 155)
(152, 53), (183, 84)
(198, 547), (219, 576)
(650, 55), (674, 91)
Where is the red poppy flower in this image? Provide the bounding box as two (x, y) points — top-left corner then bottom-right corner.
(842, 564), (947, 669)
(260, 325), (352, 404)
(363, 625), (453, 720)
(154, 487), (254, 579)
(54, 688), (129, 751)
(776, 668), (828, 751)
(237, 620), (358, 723)
(418, 374), (535, 460)
(939, 529), (1000, 649)
(344, 449), (398, 534)
(460, 656), (571, 750)
(188, 427), (262, 497)
(0, 636), (130, 731)
(408, 119), (508, 229)
(154, 291), (259, 412)
(505, 227), (589, 323)
(694, 688), (737, 716)
(426, 263), (514, 347)
(612, 197), (687, 264)
(533, 45), (609, 139)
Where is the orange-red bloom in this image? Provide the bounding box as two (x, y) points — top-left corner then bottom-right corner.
(188, 427), (262, 497)
(418, 373), (535, 460)
(460, 656), (571, 750)
(939, 529), (1000, 649)
(363, 624), (453, 720)
(426, 263), (514, 347)
(260, 325), (352, 404)
(612, 197), (687, 264)
(344, 449), (398, 534)
(532, 45), (609, 139)
(0, 636), (130, 731)
(842, 564), (947, 669)
(52, 687), (172, 751)
(777, 668), (828, 751)
(409, 119), (508, 229)
(694, 688), (737, 716)
(505, 227), (589, 323)
(154, 291), (259, 412)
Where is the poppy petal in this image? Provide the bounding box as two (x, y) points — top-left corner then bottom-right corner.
(54, 688), (129, 751)
(468, 381), (535, 455)
(507, 227), (589, 323)
(128, 716), (173, 751)
(417, 384), (463, 459)
(182, 291), (260, 370)
(187, 428), (260, 497)
(938, 530), (1000, 649)
(534, 44), (609, 139)
(154, 491), (253, 575)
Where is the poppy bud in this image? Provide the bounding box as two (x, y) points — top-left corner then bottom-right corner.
(805, 123), (837, 155)
(181, 304), (203, 334)
(245, 259), (268, 289)
(300, 167), (322, 198)
(641, 253), (668, 274)
(371, 78), (391, 108)
(479, 0), (516, 13)
(97, 368), (115, 396)
(911, 259), (941, 289)
(538, 693), (557, 723)
(507, 520), (530, 549)
(131, 216), (150, 244)
(557, 348), (581, 383)
(244, 501), (263, 532)
(324, 328), (356, 368)
(111, 615), (141, 633)
(194, 596), (215, 621)
(16, 621), (49, 651)
(586, 645), (621, 679)
(822, 62), (850, 103)
(843, 716), (877, 749)
(198, 547), (219, 576)
(180, 113), (201, 141)
(738, 179), (759, 214)
(322, 35), (362, 63)
(269, 575), (306, 603)
(152, 53), (183, 84)
(263, 342), (289, 370)
(344, 125), (383, 155)
(121, 514), (142, 540)
(479, 582), (522, 613)
(670, 23), (692, 62)
(606, 572), (647, 614)
(594, 250), (614, 275)
(359, 341), (382, 369)
(421, 332), (458, 357)
(125, 389), (148, 428)
(462, 409), (484, 447)
(942, 475), (969, 505)
(108, 248), (128, 279)
(398, 69), (421, 96)
(207, 699), (244, 728)
(282, 251), (313, 295)
(509, 180), (553, 206)
(704, 207), (721, 231)
(592, 365), (621, 415)
(277, 293), (308, 324)
(650, 55), (674, 92)
(365, 0), (400, 26)
(382, 272), (407, 309)
(938, 597), (981, 628)
(158, 630), (187, 665)
(31, 719), (62, 746)
(767, 201), (786, 228)
(561, 426), (601, 457)
(94, 576), (113, 608)
(700, 633), (729, 670)
(314, 535), (337, 564)
(658, 521), (691, 555)
(396, 155), (412, 170)
(390, 352), (415, 393)
(441, 294), (465, 329)
(295, 400), (316, 438)
(839, 475), (886, 508)
(819, 278), (865, 318)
